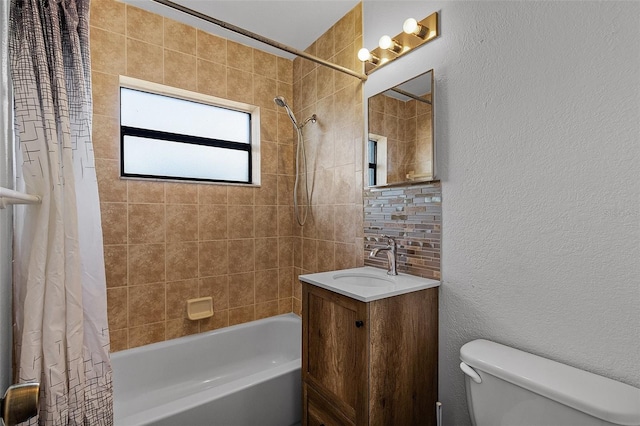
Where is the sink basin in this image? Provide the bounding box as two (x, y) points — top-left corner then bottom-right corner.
(332, 272), (395, 287)
(300, 266), (440, 302)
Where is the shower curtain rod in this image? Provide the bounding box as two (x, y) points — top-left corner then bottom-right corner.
(390, 87), (432, 105)
(0, 186), (41, 208)
(150, 0), (368, 82)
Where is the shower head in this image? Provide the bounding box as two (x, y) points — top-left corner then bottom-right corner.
(274, 96), (287, 108)
(274, 96), (299, 128)
(274, 96), (317, 130)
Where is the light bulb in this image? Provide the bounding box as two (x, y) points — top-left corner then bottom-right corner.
(403, 18), (418, 35)
(378, 35), (402, 53)
(378, 35), (392, 50)
(403, 17), (429, 38)
(357, 48), (379, 65)
(357, 48), (371, 62)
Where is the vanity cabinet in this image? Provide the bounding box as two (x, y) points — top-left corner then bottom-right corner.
(301, 282), (438, 426)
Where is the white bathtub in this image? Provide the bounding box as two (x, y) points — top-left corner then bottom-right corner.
(111, 313), (301, 426)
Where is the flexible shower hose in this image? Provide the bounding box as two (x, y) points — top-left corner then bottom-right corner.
(294, 126), (310, 226)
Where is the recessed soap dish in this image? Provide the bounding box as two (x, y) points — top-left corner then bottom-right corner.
(187, 297), (213, 320)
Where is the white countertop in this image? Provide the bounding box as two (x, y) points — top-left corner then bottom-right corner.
(299, 266), (440, 302)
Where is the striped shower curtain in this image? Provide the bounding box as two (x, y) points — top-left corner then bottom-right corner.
(9, 0), (113, 424)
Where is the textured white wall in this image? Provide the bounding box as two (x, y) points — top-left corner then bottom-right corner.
(364, 2), (640, 425)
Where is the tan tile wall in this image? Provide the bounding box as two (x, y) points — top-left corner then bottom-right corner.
(412, 97), (433, 177)
(369, 93), (409, 183)
(292, 4), (365, 309)
(369, 94), (433, 183)
(90, 0), (297, 351)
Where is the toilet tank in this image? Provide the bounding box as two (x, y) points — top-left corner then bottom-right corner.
(460, 339), (640, 426)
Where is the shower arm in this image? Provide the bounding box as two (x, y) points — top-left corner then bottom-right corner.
(151, 0), (367, 82)
(300, 114), (317, 128)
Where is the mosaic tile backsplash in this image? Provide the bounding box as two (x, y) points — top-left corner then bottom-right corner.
(363, 182), (441, 280)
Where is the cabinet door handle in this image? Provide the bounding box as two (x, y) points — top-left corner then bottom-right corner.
(355, 320), (364, 328)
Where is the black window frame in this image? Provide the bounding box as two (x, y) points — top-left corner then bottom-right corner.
(120, 87), (254, 185)
(368, 138), (378, 186)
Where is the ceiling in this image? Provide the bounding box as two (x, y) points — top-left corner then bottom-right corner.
(125, 0), (361, 59)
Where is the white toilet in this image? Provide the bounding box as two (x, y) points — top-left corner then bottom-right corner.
(460, 339), (640, 426)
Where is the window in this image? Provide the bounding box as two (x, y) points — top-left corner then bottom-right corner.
(367, 133), (387, 186)
(368, 139), (377, 186)
(119, 76), (260, 185)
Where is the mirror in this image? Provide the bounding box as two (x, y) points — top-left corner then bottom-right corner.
(366, 70), (434, 187)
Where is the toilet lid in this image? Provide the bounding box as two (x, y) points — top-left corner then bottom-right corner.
(460, 339), (640, 426)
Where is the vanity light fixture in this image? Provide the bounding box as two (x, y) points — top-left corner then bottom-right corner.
(359, 11), (439, 74)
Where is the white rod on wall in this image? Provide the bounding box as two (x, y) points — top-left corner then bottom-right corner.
(0, 186), (41, 208)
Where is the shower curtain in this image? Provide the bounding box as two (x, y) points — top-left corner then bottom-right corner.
(9, 0), (113, 424)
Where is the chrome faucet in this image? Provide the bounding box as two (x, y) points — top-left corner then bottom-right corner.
(369, 235), (398, 276)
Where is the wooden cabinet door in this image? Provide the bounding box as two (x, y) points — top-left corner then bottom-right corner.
(302, 284), (369, 425)
(368, 288), (439, 426)
(305, 384), (354, 426)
